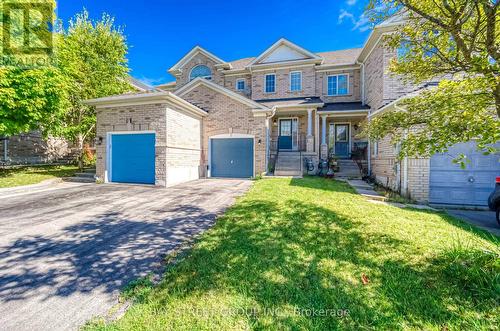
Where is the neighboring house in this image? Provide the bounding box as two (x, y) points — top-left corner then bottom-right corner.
(0, 132), (73, 165)
(86, 18), (499, 207)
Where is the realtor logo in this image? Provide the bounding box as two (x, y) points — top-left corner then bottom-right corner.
(2, 1), (54, 55)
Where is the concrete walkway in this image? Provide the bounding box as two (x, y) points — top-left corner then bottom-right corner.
(346, 179), (386, 201)
(0, 179), (251, 330)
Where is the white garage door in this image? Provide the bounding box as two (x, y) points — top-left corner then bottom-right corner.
(430, 142), (500, 206)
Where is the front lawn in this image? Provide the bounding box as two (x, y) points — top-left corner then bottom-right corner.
(89, 177), (499, 330)
(0, 165), (78, 188)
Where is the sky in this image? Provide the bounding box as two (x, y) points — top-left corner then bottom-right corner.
(57, 0), (372, 86)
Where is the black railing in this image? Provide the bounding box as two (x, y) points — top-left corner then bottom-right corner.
(351, 141), (369, 176)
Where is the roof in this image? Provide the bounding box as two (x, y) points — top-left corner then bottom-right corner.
(128, 77), (154, 92)
(256, 97), (324, 108)
(317, 48), (363, 66)
(84, 91), (207, 117)
(318, 102), (370, 112)
(175, 77), (269, 111)
(227, 57), (255, 70)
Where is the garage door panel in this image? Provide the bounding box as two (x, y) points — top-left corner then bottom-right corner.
(211, 138), (253, 178)
(111, 133), (155, 184)
(430, 142), (500, 206)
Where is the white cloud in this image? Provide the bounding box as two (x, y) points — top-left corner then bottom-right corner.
(137, 76), (168, 86)
(346, 0), (357, 5)
(337, 9), (372, 32)
(338, 9), (355, 25)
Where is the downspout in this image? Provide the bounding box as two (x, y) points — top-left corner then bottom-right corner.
(395, 104), (409, 196)
(357, 60), (369, 174)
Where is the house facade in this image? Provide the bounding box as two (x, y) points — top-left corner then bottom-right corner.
(87, 18), (499, 207)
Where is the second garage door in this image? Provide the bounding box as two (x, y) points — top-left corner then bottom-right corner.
(429, 142), (500, 206)
(210, 138), (253, 178)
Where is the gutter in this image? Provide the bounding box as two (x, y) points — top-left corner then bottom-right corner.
(395, 104), (409, 197)
(264, 107), (277, 174)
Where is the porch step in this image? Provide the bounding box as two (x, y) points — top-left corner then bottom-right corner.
(335, 159), (362, 178)
(275, 152), (302, 176)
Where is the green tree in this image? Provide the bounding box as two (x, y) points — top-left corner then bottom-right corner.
(0, 1), (67, 138)
(58, 10), (130, 168)
(363, 0), (500, 162)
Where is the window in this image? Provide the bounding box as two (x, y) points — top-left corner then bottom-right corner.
(265, 74), (276, 93)
(236, 79), (245, 91)
(290, 71), (302, 91)
(190, 65), (212, 81)
(327, 74), (348, 96)
(373, 140), (379, 156)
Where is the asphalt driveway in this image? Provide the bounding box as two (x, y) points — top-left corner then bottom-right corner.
(0, 179), (251, 330)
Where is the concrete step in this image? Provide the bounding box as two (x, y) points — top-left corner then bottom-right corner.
(275, 170), (302, 176)
(75, 172), (95, 178)
(63, 177), (96, 183)
(83, 168), (96, 173)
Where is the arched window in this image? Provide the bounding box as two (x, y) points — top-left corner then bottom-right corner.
(189, 65), (212, 81)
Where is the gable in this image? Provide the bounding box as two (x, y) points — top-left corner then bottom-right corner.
(248, 38), (323, 67)
(175, 78), (268, 110)
(169, 46), (229, 75)
(260, 44), (309, 63)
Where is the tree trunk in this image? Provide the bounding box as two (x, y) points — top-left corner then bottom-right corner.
(76, 133), (84, 171)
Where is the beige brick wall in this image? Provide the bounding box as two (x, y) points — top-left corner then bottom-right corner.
(175, 53), (224, 89)
(364, 44), (384, 110)
(96, 103), (168, 186)
(223, 74), (252, 96)
(251, 66), (316, 100)
(165, 105), (202, 187)
(407, 158), (430, 202)
(315, 69), (361, 103)
(181, 85), (266, 176)
(371, 135), (397, 190)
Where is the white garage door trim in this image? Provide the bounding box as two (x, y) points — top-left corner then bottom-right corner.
(105, 130), (156, 184)
(208, 133), (255, 178)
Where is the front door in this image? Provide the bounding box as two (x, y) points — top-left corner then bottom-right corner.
(334, 124), (350, 158)
(278, 118), (298, 150)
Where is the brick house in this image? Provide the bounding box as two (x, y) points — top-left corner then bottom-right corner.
(86, 18), (499, 207)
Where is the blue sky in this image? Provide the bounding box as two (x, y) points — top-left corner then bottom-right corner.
(58, 0), (372, 85)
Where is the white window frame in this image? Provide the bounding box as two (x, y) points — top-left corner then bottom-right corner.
(236, 79), (246, 91)
(373, 140), (379, 157)
(327, 74), (349, 96)
(189, 65), (212, 81)
(264, 73), (276, 93)
(289, 71), (302, 92)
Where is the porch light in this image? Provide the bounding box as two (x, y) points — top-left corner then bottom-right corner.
(258, 139), (262, 145)
(95, 136), (103, 145)
(273, 119), (278, 126)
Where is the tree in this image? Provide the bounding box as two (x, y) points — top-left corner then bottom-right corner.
(0, 1), (68, 138)
(58, 10), (130, 168)
(363, 0), (500, 163)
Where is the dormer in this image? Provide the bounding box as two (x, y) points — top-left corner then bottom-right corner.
(247, 38), (323, 69)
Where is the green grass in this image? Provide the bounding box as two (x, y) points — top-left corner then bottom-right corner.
(0, 165), (78, 188)
(87, 177), (499, 330)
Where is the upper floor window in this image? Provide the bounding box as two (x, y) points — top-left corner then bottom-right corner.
(265, 74), (276, 93)
(327, 74), (348, 96)
(190, 65), (212, 81)
(290, 71), (302, 91)
(236, 79), (245, 91)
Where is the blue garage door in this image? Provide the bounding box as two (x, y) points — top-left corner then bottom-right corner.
(211, 138), (253, 178)
(111, 133), (155, 184)
(430, 142), (500, 206)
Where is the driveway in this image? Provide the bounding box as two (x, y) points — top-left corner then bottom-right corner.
(0, 179), (252, 330)
(446, 209), (500, 237)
